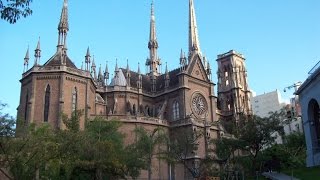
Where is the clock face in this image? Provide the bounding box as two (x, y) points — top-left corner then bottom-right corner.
(191, 93), (208, 116)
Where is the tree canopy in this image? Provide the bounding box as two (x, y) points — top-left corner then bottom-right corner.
(0, 109), (146, 179)
(211, 111), (286, 176)
(0, 0), (33, 24)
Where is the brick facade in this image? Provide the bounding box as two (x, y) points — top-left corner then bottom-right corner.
(16, 1), (251, 179)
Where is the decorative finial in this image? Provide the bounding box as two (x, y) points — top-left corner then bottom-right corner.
(138, 62), (141, 74)
(165, 62), (168, 74)
(115, 58), (119, 71)
(23, 46), (30, 72)
(36, 37), (40, 50)
(34, 37), (41, 66)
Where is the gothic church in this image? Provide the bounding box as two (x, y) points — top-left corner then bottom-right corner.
(17, 0), (252, 179)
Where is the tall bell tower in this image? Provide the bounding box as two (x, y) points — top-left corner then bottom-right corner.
(217, 50), (252, 120)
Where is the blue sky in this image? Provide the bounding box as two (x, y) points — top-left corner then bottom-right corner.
(0, 0), (319, 116)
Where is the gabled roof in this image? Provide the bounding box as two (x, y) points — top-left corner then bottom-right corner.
(43, 52), (77, 69)
(186, 53), (210, 82)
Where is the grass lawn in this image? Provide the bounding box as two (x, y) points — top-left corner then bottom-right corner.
(282, 166), (320, 180)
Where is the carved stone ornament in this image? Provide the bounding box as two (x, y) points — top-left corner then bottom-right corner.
(191, 92), (208, 117)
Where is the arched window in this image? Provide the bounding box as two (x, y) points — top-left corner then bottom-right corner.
(308, 99), (320, 146)
(25, 89), (29, 122)
(44, 85), (50, 122)
(72, 87), (78, 113)
(173, 101), (180, 120)
(132, 104), (136, 115)
(145, 105), (150, 116)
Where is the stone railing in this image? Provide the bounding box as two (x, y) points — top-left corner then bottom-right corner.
(100, 115), (169, 127)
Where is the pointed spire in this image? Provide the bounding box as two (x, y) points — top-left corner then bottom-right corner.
(85, 47), (91, 71)
(180, 49), (187, 71)
(146, 0), (161, 77)
(86, 47), (90, 57)
(165, 62), (170, 89)
(36, 38), (40, 50)
(126, 59), (130, 71)
(91, 55), (97, 80)
(104, 61), (109, 84)
(137, 62), (142, 89)
(57, 0), (69, 51)
(149, 1), (156, 43)
(34, 37), (41, 66)
(126, 59), (131, 87)
(99, 64), (102, 75)
(165, 62), (169, 80)
(24, 46), (30, 64)
(92, 55), (96, 67)
(203, 56), (207, 70)
(115, 59), (119, 72)
(105, 61), (109, 74)
(23, 46), (30, 72)
(98, 64), (103, 82)
(189, 0), (201, 57)
(207, 61), (212, 81)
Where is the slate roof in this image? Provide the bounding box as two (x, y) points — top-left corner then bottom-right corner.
(43, 52), (77, 69)
(121, 67), (181, 93)
(109, 69), (127, 86)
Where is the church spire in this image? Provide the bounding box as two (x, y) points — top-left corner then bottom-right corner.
(138, 62), (141, 74)
(137, 62), (142, 89)
(165, 62), (170, 89)
(34, 38), (41, 66)
(146, 0), (161, 77)
(85, 47), (91, 71)
(23, 46), (29, 72)
(57, 0), (69, 51)
(115, 59), (119, 72)
(91, 55), (97, 80)
(188, 0), (201, 57)
(126, 59), (131, 87)
(180, 49), (187, 71)
(104, 61), (109, 85)
(98, 64), (104, 85)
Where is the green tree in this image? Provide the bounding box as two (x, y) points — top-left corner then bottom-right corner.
(0, 103), (15, 137)
(212, 111), (285, 175)
(0, 102), (16, 179)
(54, 113), (145, 179)
(0, 123), (57, 180)
(167, 127), (204, 178)
(263, 132), (306, 171)
(0, 0), (33, 24)
(133, 126), (168, 180)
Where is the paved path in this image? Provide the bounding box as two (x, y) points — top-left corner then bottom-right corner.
(261, 171), (300, 180)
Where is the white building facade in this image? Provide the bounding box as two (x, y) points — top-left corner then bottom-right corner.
(251, 90), (303, 144)
(251, 90), (286, 118)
